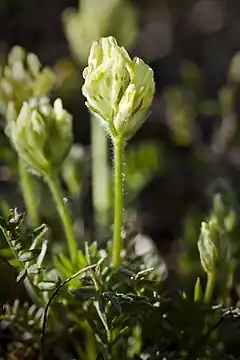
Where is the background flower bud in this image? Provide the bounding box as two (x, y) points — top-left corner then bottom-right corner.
(82, 36), (155, 141)
(10, 99), (73, 176)
(198, 219), (230, 274)
(198, 221), (218, 274)
(62, 0), (138, 64)
(0, 46), (55, 132)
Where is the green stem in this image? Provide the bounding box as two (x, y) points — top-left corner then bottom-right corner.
(112, 137), (124, 268)
(204, 271), (215, 304)
(91, 114), (110, 227)
(19, 158), (39, 227)
(46, 171), (77, 261)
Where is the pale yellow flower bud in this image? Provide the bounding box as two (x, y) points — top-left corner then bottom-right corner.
(82, 36), (155, 141)
(10, 99), (73, 176)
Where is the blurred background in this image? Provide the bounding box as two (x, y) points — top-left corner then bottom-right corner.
(0, 0), (240, 292)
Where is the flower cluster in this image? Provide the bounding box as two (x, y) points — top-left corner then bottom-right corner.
(10, 99), (72, 176)
(82, 36), (155, 141)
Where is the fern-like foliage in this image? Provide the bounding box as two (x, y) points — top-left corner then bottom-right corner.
(0, 208), (60, 299)
(0, 299), (43, 359)
(51, 241), (163, 359)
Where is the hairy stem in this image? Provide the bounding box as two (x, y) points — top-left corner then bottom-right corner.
(19, 158), (39, 227)
(91, 115), (110, 227)
(46, 171), (77, 261)
(112, 137), (124, 268)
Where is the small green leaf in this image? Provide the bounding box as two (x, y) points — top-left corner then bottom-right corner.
(37, 240), (48, 267)
(194, 277), (203, 302)
(9, 259), (21, 268)
(33, 223), (48, 238)
(17, 269), (27, 283)
(57, 253), (73, 272)
(27, 264), (41, 275)
(118, 267), (134, 278)
(135, 268), (154, 280)
(69, 286), (97, 300)
(19, 250), (39, 262)
(77, 250), (87, 267)
(37, 281), (57, 291)
(45, 268), (59, 283)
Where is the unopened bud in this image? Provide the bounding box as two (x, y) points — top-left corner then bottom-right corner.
(10, 99), (73, 176)
(82, 36), (155, 141)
